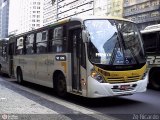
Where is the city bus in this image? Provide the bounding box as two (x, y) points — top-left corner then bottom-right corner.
(141, 24), (160, 90)
(0, 39), (8, 74)
(7, 16), (148, 98)
(0, 38), (14, 76)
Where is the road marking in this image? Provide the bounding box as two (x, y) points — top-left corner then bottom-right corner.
(0, 98), (6, 100)
(0, 97), (7, 102)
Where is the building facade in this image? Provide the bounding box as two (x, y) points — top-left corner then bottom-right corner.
(94, 0), (108, 16)
(123, 0), (160, 30)
(43, 0), (57, 26)
(0, 0), (2, 38)
(106, 0), (124, 17)
(57, 0), (94, 21)
(8, 0), (43, 35)
(43, 0), (94, 26)
(0, 0), (9, 38)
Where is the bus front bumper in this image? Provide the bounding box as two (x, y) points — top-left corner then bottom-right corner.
(87, 74), (148, 98)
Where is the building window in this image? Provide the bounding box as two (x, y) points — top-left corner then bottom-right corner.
(151, 11), (159, 17)
(37, 24), (40, 27)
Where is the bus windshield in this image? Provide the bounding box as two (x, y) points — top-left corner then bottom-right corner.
(84, 19), (146, 66)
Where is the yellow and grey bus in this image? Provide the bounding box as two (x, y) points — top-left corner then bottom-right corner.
(0, 39), (9, 74)
(0, 38), (14, 76)
(6, 16), (148, 98)
(141, 24), (160, 90)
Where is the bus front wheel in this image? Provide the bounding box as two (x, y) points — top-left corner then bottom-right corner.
(149, 70), (160, 90)
(55, 74), (67, 97)
(17, 69), (23, 84)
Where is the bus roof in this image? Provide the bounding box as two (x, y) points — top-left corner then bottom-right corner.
(141, 28), (160, 34)
(141, 24), (160, 34)
(144, 24), (160, 30)
(0, 38), (9, 41)
(14, 16), (134, 37)
(47, 16), (134, 25)
(69, 15), (133, 23)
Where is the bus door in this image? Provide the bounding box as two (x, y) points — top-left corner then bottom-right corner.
(69, 28), (82, 91)
(158, 31), (160, 52)
(8, 42), (15, 76)
(1, 41), (9, 74)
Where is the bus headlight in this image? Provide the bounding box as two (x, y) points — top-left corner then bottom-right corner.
(91, 70), (105, 83)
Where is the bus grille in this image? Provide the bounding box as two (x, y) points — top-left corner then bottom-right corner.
(107, 76), (140, 84)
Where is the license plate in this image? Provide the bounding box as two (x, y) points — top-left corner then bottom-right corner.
(120, 85), (130, 90)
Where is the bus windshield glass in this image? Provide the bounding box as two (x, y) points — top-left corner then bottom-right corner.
(84, 19), (146, 65)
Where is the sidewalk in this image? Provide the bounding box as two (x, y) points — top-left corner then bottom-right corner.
(0, 78), (118, 120)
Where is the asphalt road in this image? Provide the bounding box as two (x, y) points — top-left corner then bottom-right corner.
(1, 75), (160, 120)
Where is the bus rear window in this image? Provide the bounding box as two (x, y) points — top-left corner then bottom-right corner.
(142, 33), (157, 53)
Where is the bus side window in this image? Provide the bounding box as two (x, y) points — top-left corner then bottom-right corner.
(36, 31), (48, 54)
(0, 44), (2, 56)
(26, 34), (34, 54)
(142, 33), (157, 53)
(16, 37), (24, 55)
(2, 43), (8, 60)
(48, 29), (53, 53)
(52, 26), (63, 53)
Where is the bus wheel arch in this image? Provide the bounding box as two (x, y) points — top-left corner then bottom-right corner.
(16, 66), (23, 84)
(53, 70), (67, 97)
(149, 67), (160, 90)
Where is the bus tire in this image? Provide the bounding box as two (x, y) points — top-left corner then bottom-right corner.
(149, 70), (160, 90)
(55, 73), (67, 97)
(17, 69), (23, 84)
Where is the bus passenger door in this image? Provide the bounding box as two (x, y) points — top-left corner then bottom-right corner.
(158, 31), (160, 52)
(8, 42), (15, 76)
(69, 28), (82, 92)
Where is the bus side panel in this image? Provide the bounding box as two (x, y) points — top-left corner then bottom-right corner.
(0, 56), (9, 74)
(35, 54), (52, 87)
(47, 53), (72, 91)
(14, 55), (36, 82)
